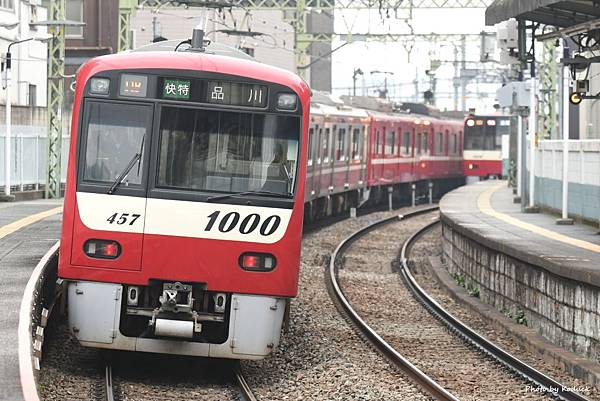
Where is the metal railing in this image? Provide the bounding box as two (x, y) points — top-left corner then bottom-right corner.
(0, 127), (69, 192)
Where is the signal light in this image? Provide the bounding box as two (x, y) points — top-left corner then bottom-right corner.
(487, 119), (496, 126)
(466, 119), (475, 127)
(84, 239), (121, 259)
(569, 92), (583, 106)
(475, 120), (484, 126)
(239, 252), (277, 272)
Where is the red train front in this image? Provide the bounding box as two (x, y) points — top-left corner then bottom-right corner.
(58, 40), (310, 359)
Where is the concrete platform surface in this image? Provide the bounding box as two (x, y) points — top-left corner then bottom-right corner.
(440, 181), (600, 287)
(0, 200), (63, 401)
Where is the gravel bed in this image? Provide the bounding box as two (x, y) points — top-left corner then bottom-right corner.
(243, 208), (434, 401)
(338, 212), (556, 401)
(409, 226), (600, 401)
(40, 315), (242, 401)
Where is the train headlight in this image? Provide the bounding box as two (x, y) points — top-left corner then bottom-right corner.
(239, 252), (277, 271)
(89, 77), (110, 95)
(277, 93), (297, 111)
(84, 239), (121, 259)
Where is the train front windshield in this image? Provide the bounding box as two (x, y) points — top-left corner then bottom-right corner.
(464, 117), (510, 151)
(81, 102), (301, 197)
(157, 107), (300, 196)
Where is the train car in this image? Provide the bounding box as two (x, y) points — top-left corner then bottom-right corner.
(463, 114), (510, 179)
(58, 33), (310, 359)
(305, 95), (369, 220)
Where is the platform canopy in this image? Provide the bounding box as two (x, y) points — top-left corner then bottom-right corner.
(485, 0), (600, 27)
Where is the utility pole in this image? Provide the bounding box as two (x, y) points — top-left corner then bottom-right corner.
(45, 0), (66, 199)
(352, 68), (363, 96)
(460, 35), (467, 111)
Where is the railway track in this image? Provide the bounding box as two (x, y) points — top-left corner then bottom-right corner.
(101, 361), (257, 401)
(328, 207), (593, 401)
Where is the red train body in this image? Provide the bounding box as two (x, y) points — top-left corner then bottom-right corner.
(59, 44), (467, 361)
(59, 45), (310, 359)
(463, 114), (510, 179)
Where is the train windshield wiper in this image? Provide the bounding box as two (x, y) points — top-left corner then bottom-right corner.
(107, 152), (142, 195)
(107, 135), (145, 195)
(206, 190), (293, 202)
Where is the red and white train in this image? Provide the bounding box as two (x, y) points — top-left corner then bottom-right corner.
(58, 34), (467, 361)
(463, 113), (511, 179)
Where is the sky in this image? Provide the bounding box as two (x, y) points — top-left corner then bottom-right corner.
(329, 7), (504, 112)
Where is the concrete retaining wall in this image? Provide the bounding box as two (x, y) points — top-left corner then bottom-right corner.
(441, 220), (600, 362)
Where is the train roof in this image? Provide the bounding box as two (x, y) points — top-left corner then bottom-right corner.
(76, 43), (310, 99)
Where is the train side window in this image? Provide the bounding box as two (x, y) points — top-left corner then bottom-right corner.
(449, 133), (458, 155)
(435, 132), (443, 154)
(380, 128), (386, 155)
(458, 130), (463, 155)
(386, 130), (395, 155)
(352, 128), (361, 160)
(336, 127), (346, 161)
(402, 132), (411, 156)
(308, 127), (314, 166)
(423, 132), (429, 155)
(416, 132), (422, 154)
(375, 130), (380, 156)
(323, 128), (330, 163)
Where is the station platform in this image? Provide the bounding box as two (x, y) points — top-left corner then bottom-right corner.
(440, 180), (600, 287)
(0, 200), (62, 401)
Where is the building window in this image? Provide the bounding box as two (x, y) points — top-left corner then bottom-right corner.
(66, 0), (83, 38)
(0, 0), (14, 10)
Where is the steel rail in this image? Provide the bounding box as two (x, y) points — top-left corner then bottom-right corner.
(234, 363), (259, 401)
(327, 206), (460, 401)
(104, 365), (115, 401)
(400, 219), (594, 401)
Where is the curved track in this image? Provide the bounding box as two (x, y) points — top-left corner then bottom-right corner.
(400, 219), (593, 401)
(328, 207), (594, 401)
(327, 206), (458, 401)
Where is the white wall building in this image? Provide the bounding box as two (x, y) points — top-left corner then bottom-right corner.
(131, 9), (295, 73)
(0, 0), (48, 107)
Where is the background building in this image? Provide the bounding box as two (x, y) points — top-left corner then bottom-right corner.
(0, 0), (48, 108)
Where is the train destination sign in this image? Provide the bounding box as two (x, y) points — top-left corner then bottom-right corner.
(120, 74), (148, 98)
(158, 77), (267, 108)
(163, 79), (191, 100)
(207, 81), (267, 108)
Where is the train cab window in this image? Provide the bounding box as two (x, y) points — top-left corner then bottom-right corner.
(423, 132), (429, 155)
(336, 127), (346, 161)
(416, 132), (422, 154)
(157, 107), (300, 196)
(402, 132), (411, 156)
(435, 132), (444, 154)
(323, 128), (331, 163)
(385, 130), (395, 155)
(82, 101), (151, 186)
(351, 128), (361, 160)
(308, 127), (314, 166)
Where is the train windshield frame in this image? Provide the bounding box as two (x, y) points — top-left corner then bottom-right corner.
(77, 101), (302, 204)
(463, 117), (510, 151)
